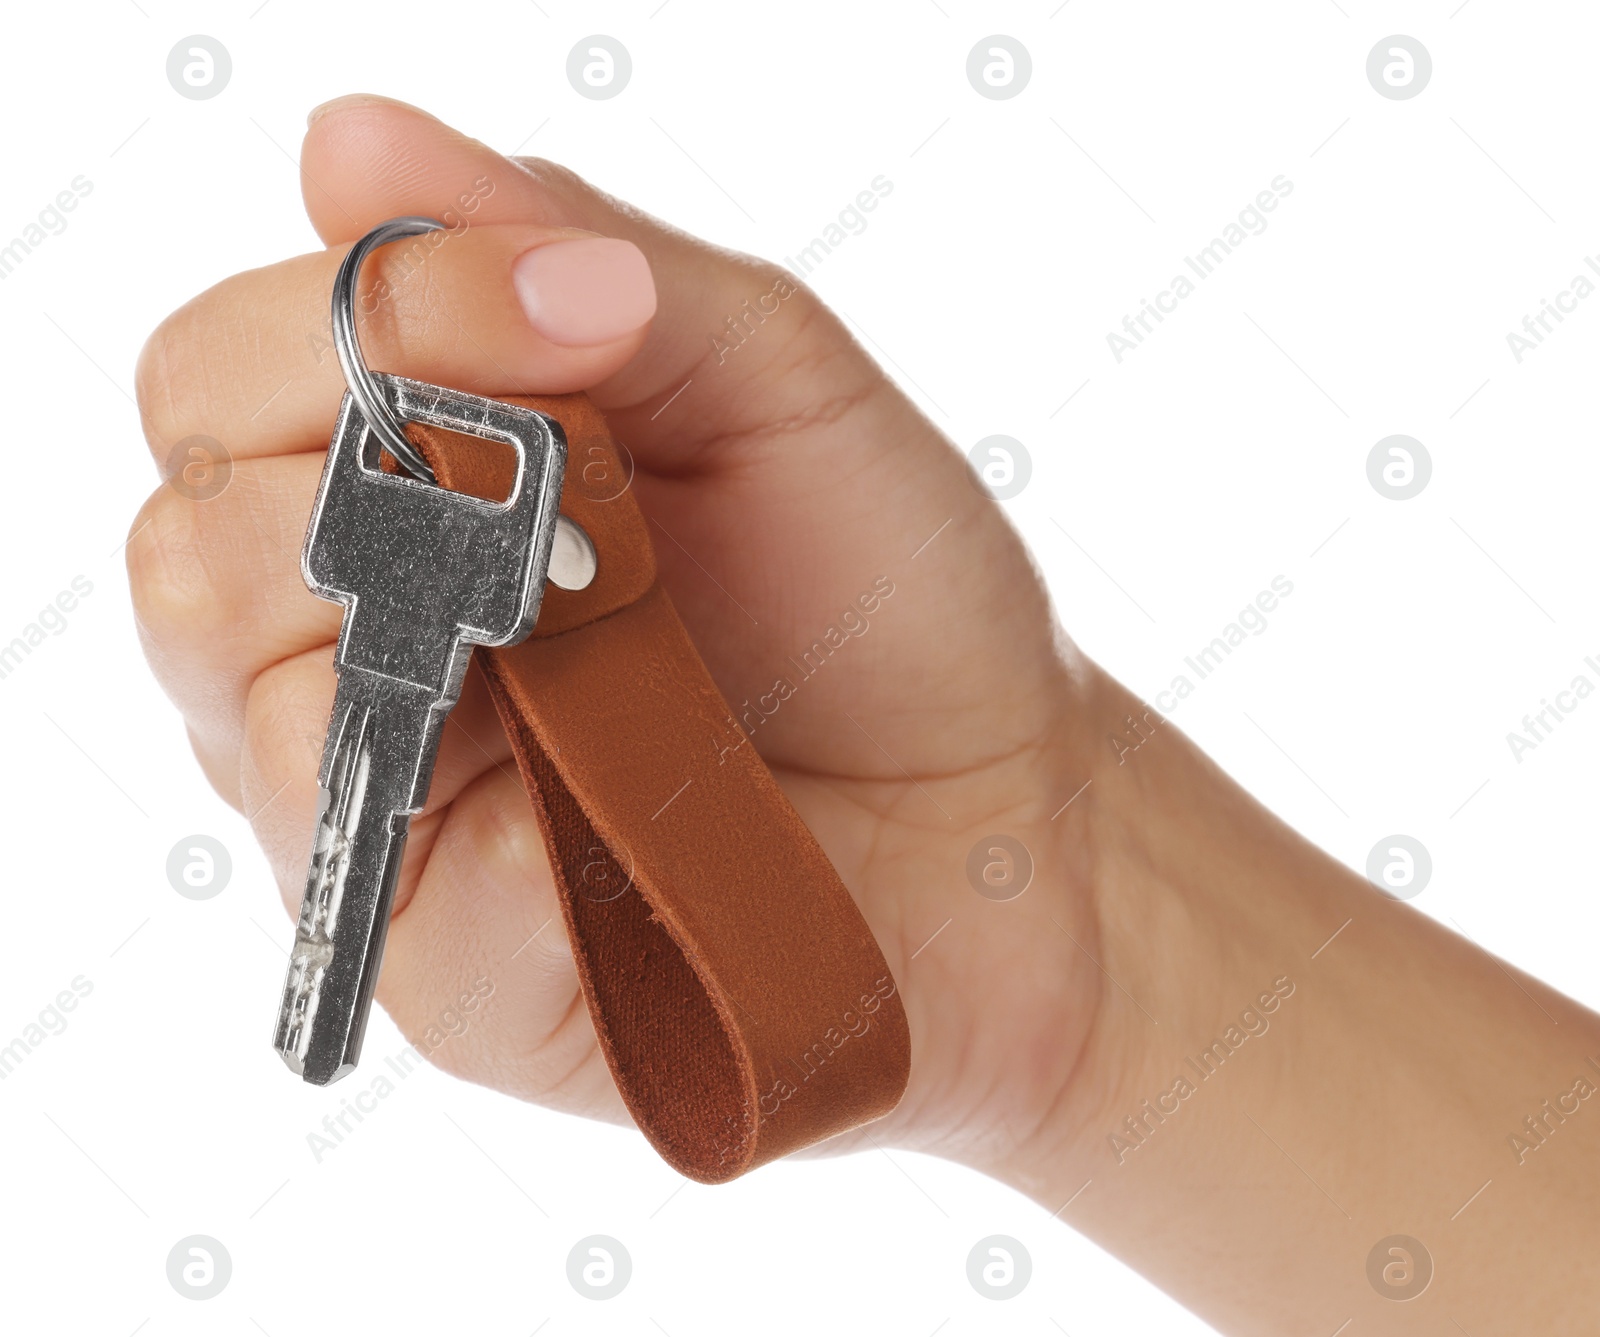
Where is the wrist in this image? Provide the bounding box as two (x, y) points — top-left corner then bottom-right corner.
(978, 666), (1347, 1187)
(982, 667), (1600, 1331)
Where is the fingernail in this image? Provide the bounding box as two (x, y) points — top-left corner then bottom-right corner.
(511, 238), (657, 347)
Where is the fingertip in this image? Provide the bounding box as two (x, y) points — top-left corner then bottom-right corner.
(301, 95), (488, 244)
(306, 91), (423, 128)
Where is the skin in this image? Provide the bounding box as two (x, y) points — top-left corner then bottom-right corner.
(129, 96), (1600, 1334)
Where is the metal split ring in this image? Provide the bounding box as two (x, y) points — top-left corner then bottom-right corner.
(330, 216), (599, 592)
(330, 215), (447, 482)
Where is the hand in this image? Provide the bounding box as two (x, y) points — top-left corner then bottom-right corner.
(128, 95), (1105, 1171)
(128, 95), (1600, 1332)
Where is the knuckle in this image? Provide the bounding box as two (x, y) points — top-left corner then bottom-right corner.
(243, 658), (329, 792)
(135, 290), (235, 455)
(462, 770), (550, 888)
(726, 265), (863, 391)
(511, 155), (591, 202)
(125, 482), (239, 652)
(134, 271), (286, 453)
(239, 660), (332, 914)
(508, 155), (636, 236)
(184, 723), (245, 813)
(133, 316), (184, 452)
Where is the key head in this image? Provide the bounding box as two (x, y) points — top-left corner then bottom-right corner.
(303, 376), (567, 690)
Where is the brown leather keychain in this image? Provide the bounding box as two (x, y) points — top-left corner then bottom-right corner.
(274, 216), (910, 1183)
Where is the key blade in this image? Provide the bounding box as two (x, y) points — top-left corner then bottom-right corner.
(274, 667), (449, 1085)
(276, 377), (565, 1086)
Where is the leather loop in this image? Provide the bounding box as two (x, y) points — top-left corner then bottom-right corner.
(404, 395), (911, 1183)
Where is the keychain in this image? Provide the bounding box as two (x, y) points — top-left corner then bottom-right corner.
(273, 216), (592, 1085)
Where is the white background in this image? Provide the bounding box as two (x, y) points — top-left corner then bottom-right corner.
(0, 2), (1594, 1334)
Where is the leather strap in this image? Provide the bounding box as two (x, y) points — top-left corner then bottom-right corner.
(403, 394), (910, 1183)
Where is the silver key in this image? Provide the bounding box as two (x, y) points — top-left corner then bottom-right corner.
(274, 373), (566, 1085)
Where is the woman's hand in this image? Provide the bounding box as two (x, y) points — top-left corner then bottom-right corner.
(130, 93), (1600, 1333)
(128, 94), (1106, 1174)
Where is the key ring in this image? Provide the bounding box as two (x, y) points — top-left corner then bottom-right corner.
(329, 214), (599, 591)
(330, 215), (446, 482)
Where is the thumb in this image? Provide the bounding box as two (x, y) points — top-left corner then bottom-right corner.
(301, 95), (911, 472)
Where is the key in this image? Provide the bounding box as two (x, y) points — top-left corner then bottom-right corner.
(274, 373), (566, 1085)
